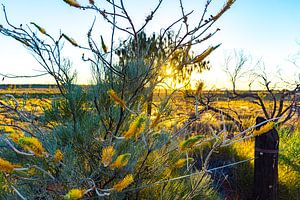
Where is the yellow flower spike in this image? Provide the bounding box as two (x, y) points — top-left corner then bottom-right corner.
(175, 158), (194, 169)
(63, 0), (81, 8)
(101, 146), (115, 167)
(107, 89), (126, 108)
(123, 122), (138, 139)
(253, 121), (275, 137)
(0, 158), (20, 173)
(18, 137), (46, 157)
(101, 35), (108, 53)
(8, 132), (24, 143)
(113, 174), (134, 192)
(179, 135), (203, 151)
(64, 189), (85, 200)
(30, 22), (46, 34)
(123, 115), (147, 140)
(54, 149), (63, 163)
(110, 153), (131, 169)
(4, 126), (15, 133)
(192, 44), (220, 64)
(62, 34), (78, 47)
(212, 0), (235, 21)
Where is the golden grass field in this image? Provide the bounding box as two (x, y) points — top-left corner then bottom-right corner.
(0, 87), (299, 199)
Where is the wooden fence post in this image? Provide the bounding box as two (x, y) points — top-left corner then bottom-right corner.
(253, 117), (279, 200)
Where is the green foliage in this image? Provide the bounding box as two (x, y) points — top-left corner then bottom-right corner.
(278, 128), (300, 199)
(0, 33), (220, 199)
(223, 128), (300, 199)
(0, 0), (239, 198)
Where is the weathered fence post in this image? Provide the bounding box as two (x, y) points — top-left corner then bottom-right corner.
(253, 117), (279, 200)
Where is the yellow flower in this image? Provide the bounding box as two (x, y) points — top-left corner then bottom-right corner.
(110, 153), (131, 169)
(4, 126), (17, 133)
(54, 149), (63, 162)
(212, 0), (235, 21)
(101, 36), (108, 53)
(30, 22), (46, 34)
(0, 158), (20, 173)
(101, 146), (115, 167)
(179, 135), (203, 151)
(8, 132), (24, 143)
(113, 174), (134, 192)
(107, 89), (126, 108)
(63, 0), (81, 8)
(18, 137), (46, 156)
(123, 123), (137, 139)
(62, 33), (78, 46)
(175, 158), (194, 168)
(64, 189), (85, 200)
(192, 47), (214, 64)
(253, 122), (275, 137)
(123, 116), (146, 140)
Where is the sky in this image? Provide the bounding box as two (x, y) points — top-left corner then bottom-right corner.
(0, 0), (300, 89)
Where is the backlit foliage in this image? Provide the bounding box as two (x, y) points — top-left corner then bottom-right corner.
(0, 0), (240, 199)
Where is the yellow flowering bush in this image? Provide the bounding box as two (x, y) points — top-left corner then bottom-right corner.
(0, 0), (238, 199)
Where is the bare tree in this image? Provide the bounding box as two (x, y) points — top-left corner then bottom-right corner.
(225, 51), (299, 126)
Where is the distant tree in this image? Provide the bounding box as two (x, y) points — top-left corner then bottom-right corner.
(191, 50), (300, 134)
(224, 51), (300, 127)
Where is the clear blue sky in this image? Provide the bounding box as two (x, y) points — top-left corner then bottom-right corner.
(0, 0), (299, 88)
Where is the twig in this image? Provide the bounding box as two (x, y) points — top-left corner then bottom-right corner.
(11, 185), (27, 200)
(3, 139), (34, 156)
